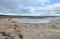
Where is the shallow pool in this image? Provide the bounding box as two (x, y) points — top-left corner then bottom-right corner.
(11, 17), (60, 23)
(14, 18), (50, 23)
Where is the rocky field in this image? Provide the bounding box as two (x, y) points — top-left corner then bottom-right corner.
(0, 17), (60, 39)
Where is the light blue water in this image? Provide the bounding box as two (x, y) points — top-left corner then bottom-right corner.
(14, 17), (60, 23)
(14, 18), (50, 23)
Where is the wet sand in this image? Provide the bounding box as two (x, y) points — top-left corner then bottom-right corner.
(0, 17), (60, 39)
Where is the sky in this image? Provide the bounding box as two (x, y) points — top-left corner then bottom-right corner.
(0, 0), (60, 16)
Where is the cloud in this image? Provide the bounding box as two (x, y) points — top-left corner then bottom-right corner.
(0, 0), (60, 16)
(0, 0), (20, 9)
(42, 3), (60, 14)
(22, 3), (60, 16)
(23, 0), (50, 5)
(0, 0), (50, 9)
(0, 0), (50, 14)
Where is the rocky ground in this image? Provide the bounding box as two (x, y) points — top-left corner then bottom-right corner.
(0, 18), (60, 39)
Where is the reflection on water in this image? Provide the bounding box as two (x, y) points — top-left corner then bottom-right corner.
(12, 17), (60, 23)
(16, 19), (50, 23)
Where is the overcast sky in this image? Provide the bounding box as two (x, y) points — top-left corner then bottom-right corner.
(0, 0), (60, 16)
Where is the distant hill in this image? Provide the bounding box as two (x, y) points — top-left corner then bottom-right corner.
(0, 15), (59, 19)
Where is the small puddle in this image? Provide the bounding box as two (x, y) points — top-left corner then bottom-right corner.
(11, 17), (60, 23)
(14, 18), (50, 23)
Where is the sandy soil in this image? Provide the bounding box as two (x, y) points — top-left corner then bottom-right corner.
(0, 18), (60, 39)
